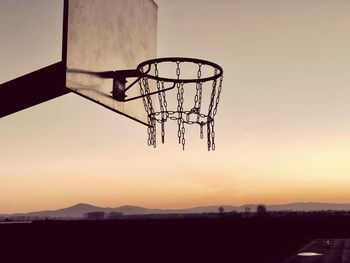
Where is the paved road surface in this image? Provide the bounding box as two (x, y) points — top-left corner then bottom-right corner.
(282, 239), (350, 263)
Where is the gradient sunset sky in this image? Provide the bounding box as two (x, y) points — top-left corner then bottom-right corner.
(1, 0), (350, 214)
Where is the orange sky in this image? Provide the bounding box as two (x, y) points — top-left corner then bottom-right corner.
(1, 0), (350, 214)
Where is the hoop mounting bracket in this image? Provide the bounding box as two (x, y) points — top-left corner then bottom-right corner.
(112, 69), (141, 101)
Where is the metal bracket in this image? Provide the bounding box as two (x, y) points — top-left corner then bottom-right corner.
(122, 82), (176, 102)
(66, 66), (177, 102)
(112, 69), (140, 101)
(111, 67), (176, 102)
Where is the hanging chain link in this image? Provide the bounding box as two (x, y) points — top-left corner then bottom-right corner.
(139, 67), (156, 148)
(179, 83), (185, 149)
(161, 82), (168, 113)
(213, 75), (223, 118)
(210, 75), (223, 150)
(181, 121), (185, 150)
(137, 60), (223, 151)
(194, 63), (204, 138)
(207, 122), (211, 151)
(161, 81), (168, 143)
(176, 62), (182, 145)
(206, 69), (218, 151)
(208, 69), (218, 117)
(193, 63), (202, 111)
(176, 82), (181, 144)
(138, 68), (151, 146)
(200, 124), (204, 139)
(154, 63), (166, 144)
(211, 120), (215, 150)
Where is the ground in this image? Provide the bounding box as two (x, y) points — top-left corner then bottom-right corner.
(1, 216), (350, 262)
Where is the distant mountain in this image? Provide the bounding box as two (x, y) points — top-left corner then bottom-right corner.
(3, 202), (350, 219)
(267, 202), (350, 212)
(3, 204), (240, 218)
(12, 203), (108, 218)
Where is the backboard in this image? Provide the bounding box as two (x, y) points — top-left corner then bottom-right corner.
(64, 0), (157, 125)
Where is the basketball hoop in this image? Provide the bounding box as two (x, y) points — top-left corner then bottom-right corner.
(136, 57), (223, 151)
(103, 57), (223, 150)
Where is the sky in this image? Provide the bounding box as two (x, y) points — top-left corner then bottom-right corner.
(1, 0), (350, 214)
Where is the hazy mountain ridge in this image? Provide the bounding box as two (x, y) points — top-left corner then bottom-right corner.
(2, 202), (350, 218)
(266, 202), (350, 212)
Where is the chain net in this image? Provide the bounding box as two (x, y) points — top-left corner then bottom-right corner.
(137, 58), (223, 151)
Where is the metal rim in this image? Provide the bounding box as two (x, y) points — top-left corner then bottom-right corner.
(137, 57), (223, 83)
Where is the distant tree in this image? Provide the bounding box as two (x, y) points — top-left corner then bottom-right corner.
(218, 206), (224, 214)
(257, 205), (267, 216)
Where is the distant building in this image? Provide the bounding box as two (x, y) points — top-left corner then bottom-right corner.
(108, 212), (123, 220)
(257, 205), (267, 216)
(84, 211), (105, 220)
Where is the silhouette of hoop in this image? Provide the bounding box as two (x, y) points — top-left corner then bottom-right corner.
(137, 57), (223, 83)
(137, 57), (224, 151)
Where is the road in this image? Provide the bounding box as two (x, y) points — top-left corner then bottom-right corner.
(282, 239), (350, 263)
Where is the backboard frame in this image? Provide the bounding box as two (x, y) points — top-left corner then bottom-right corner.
(62, 0), (158, 127)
